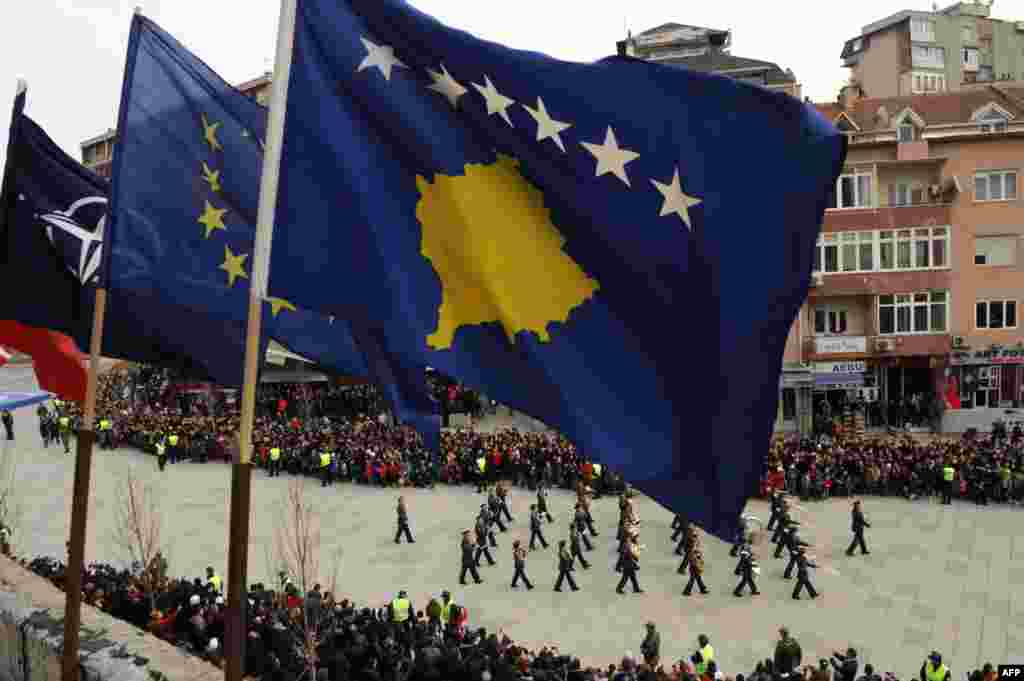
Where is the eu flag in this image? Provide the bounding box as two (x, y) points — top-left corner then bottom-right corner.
(269, 0), (846, 537)
(106, 15), (378, 389)
(0, 87), (255, 389)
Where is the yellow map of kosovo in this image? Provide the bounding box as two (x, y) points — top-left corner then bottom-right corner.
(416, 155), (600, 350)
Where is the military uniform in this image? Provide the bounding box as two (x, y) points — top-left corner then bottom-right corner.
(733, 546), (760, 596)
(529, 506), (549, 549)
(683, 548), (709, 596)
(766, 491), (782, 530)
(487, 490), (508, 532)
(511, 542), (533, 589)
(782, 529), (810, 579)
(729, 516), (748, 557)
(678, 527), (698, 574)
(671, 514), (687, 542)
(616, 538), (643, 594)
(474, 516), (496, 566)
(395, 498), (415, 544)
(569, 524), (590, 569)
(574, 506), (594, 550)
(845, 502), (870, 556)
(497, 482), (513, 522)
(554, 542), (579, 591)
(459, 533), (483, 585)
(792, 548), (819, 599)
(536, 486), (553, 522)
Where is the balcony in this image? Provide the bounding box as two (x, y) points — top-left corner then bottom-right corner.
(823, 203), (952, 231)
(808, 269), (953, 298)
(804, 333), (951, 361)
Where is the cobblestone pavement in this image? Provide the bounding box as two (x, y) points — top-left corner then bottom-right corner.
(2, 366), (1022, 674)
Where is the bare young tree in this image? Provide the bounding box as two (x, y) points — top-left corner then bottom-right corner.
(110, 468), (164, 609)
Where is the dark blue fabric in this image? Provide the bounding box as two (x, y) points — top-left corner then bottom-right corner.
(0, 89), (259, 386)
(268, 0), (846, 538)
(106, 16), (395, 393)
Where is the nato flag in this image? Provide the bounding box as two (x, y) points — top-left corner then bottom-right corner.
(0, 87), (257, 387)
(269, 0), (845, 538)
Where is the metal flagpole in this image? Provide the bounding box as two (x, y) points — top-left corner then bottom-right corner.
(224, 0), (297, 679)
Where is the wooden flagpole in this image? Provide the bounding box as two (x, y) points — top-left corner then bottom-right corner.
(224, 0), (297, 679)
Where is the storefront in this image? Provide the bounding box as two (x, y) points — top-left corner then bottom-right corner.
(812, 361), (866, 429)
(776, 368), (813, 435)
(944, 346), (1024, 432)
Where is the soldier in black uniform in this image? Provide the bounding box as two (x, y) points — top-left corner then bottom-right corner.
(479, 505), (499, 548)
(782, 527), (811, 579)
(554, 540), (579, 592)
(766, 490), (783, 531)
(474, 514), (496, 566)
(792, 546), (819, 599)
(729, 516), (749, 557)
(775, 510), (801, 559)
(569, 523), (591, 570)
(459, 530), (483, 585)
(671, 514), (687, 543)
(733, 544), (760, 596)
(580, 492), (598, 536)
(394, 496), (415, 544)
(497, 481), (513, 523)
(616, 535), (643, 594)
(682, 547), (709, 596)
(771, 499), (797, 547)
(845, 500), (870, 556)
(529, 504), (549, 549)
(511, 540), (533, 590)
(536, 484), (553, 522)
(574, 504), (594, 550)
(487, 488), (508, 532)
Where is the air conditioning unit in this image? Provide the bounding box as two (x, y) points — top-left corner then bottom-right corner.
(810, 273), (824, 287)
(875, 339), (892, 352)
(952, 336), (966, 349)
(928, 184), (942, 198)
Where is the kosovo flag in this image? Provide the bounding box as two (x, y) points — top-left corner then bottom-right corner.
(106, 15), (392, 397)
(268, 0), (846, 537)
(0, 86), (257, 391)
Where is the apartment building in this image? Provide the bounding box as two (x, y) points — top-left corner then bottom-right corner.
(776, 83), (1024, 435)
(840, 1), (1024, 98)
(617, 23), (801, 98)
(80, 72), (271, 177)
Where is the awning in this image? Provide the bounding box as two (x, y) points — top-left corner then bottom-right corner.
(814, 372), (864, 388)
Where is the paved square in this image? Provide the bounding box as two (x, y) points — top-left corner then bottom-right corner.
(1, 367), (1021, 675)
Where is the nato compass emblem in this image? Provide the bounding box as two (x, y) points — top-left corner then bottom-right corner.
(39, 196), (107, 285)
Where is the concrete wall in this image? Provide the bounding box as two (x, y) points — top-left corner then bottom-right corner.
(0, 558), (218, 681)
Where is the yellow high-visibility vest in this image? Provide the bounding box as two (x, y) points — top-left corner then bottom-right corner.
(99, 419), (110, 431)
(156, 443), (166, 456)
(320, 452), (331, 468)
(440, 600), (452, 623)
(270, 447), (281, 461)
(391, 597), (411, 622)
(477, 457), (486, 473)
(926, 663), (947, 681)
(209, 574), (222, 592)
(943, 466), (955, 482)
(168, 435), (179, 446)
(696, 644), (715, 674)
(59, 417), (70, 429)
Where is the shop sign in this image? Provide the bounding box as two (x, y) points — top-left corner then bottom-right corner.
(814, 336), (867, 354)
(815, 361), (866, 374)
(949, 347), (1024, 366)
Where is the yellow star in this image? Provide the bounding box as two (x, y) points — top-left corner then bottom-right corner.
(219, 245), (249, 288)
(197, 200), (228, 239)
(201, 162), (222, 193)
(267, 297), (297, 317)
(201, 113), (222, 152)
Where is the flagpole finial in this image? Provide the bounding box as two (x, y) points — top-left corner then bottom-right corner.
(15, 78), (27, 95)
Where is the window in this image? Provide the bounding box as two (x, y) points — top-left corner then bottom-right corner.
(812, 231), (876, 273)
(977, 111), (1008, 133)
(879, 231), (894, 270)
(911, 18), (935, 42)
(814, 305), (848, 334)
(974, 170), (1018, 201)
(976, 300), (1017, 329)
(912, 45), (944, 68)
(814, 228), (947, 275)
(836, 173), (871, 208)
(974, 235), (1016, 266)
(963, 47), (979, 67)
(890, 183), (910, 206)
(898, 124), (917, 142)
(911, 72), (945, 93)
(978, 65), (993, 82)
(878, 290), (948, 335)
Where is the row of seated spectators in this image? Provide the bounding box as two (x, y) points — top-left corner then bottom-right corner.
(20, 554), (1000, 681)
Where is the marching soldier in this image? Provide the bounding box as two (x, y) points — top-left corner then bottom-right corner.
(792, 546), (819, 600)
(496, 481), (513, 523)
(459, 530), (483, 585)
(682, 546), (709, 596)
(529, 504), (549, 550)
(775, 512), (801, 559)
(569, 523), (591, 570)
(474, 514), (496, 566)
(772, 500), (799, 548)
(573, 504), (594, 550)
(487, 488), (508, 532)
(511, 540), (533, 590)
(616, 533), (643, 594)
(678, 526), (699, 574)
(733, 544), (760, 596)
(554, 540), (579, 592)
(766, 490), (783, 531)
(729, 516), (749, 557)
(580, 488), (598, 536)
(845, 500), (870, 556)
(671, 514), (687, 543)
(782, 527), (811, 579)
(395, 496), (415, 544)
(536, 484), (553, 523)
(479, 505), (499, 548)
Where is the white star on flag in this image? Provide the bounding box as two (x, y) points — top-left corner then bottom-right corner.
(651, 167), (702, 230)
(471, 75), (515, 127)
(580, 126), (641, 186)
(426, 64), (468, 109)
(522, 97), (573, 152)
(357, 37), (407, 81)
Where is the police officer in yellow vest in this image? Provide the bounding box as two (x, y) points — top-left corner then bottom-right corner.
(942, 463), (956, 505)
(58, 414), (72, 453)
(320, 451), (332, 487)
(695, 634), (714, 675)
(268, 446), (282, 477)
(390, 589), (414, 632)
(438, 590), (454, 634)
(98, 417), (112, 449)
(206, 566), (222, 594)
(919, 651), (950, 681)
(155, 440), (168, 472)
(167, 433), (179, 464)
(476, 456), (487, 493)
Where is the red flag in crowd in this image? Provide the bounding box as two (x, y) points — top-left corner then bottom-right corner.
(0, 320), (87, 402)
(944, 375), (961, 410)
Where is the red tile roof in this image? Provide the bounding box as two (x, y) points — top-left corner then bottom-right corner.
(848, 85), (1024, 130)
